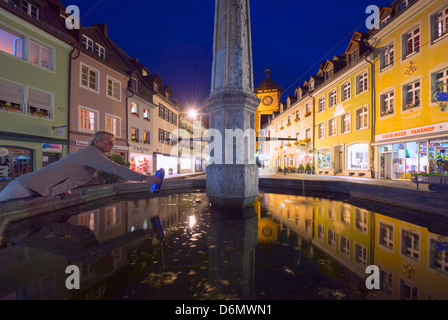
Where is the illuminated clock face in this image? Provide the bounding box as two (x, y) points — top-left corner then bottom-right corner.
(263, 95), (274, 106)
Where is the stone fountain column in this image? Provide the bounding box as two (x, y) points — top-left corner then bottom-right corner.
(206, 0), (261, 208)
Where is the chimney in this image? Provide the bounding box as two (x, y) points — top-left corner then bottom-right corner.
(96, 23), (108, 37)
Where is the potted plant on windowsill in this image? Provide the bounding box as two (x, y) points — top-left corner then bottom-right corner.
(304, 111), (312, 118)
(32, 110), (48, 118)
(131, 138), (139, 143)
(294, 117), (300, 122)
(298, 164), (305, 173)
(1, 102), (20, 112)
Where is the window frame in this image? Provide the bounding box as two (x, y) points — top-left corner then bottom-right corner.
(80, 63), (100, 93)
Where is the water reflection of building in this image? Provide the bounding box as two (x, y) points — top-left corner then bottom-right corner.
(374, 214), (448, 300)
(258, 192), (448, 300)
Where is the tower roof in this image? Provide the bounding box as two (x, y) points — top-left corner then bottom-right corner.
(255, 67), (283, 92)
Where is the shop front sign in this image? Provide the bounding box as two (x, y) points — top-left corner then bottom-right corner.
(376, 121), (448, 142)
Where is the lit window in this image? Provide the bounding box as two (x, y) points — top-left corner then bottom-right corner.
(347, 144), (369, 170)
(341, 113), (351, 134)
(328, 118), (337, 137)
(106, 115), (121, 137)
(131, 102), (138, 116)
(107, 77), (121, 101)
(317, 122), (325, 139)
(80, 64), (99, 92)
(80, 107), (97, 131)
(432, 7), (448, 42)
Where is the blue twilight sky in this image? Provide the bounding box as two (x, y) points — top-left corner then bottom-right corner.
(60, 0), (391, 110)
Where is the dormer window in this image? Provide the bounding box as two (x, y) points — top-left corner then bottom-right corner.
(381, 16), (391, 28)
(309, 80), (315, 91)
(348, 50), (359, 65)
(297, 89), (302, 100)
(326, 68), (334, 80)
(82, 35), (94, 52)
(94, 43), (105, 59)
(154, 84), (158, 92)
(21, 0), (39, 19)
(165, 92), (169, 99)
(400, 0), (409, 12)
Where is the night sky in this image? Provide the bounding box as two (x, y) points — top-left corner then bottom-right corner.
(60, 0), (391, 111)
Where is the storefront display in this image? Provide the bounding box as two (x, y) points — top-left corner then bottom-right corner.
(0, 147), (32, 178)
(318, 149), (331, 169)
(429, 140), (448, 175)
(130, 154), (152, 175)
(347, 143), (369, 170)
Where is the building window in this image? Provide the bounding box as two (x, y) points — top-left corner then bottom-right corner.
(381, 16), (391, 28)
(355, 243), (368, 266)
(94, 43), (105, 59)
(318, 96), (325, 113)
(28, 87), (52, 118)
(347, 143), (369, 170)
(80, 107), (98, 132)
(143, 131), (150, 144)
(432, 68), (448, 102)
(403, 80), (421, 110)
(348, 50), (358, 66)
(400, 0), (409, 12)
(158, 129), (164, 143)
(432, 7), (448, 42)
(356, 71), (368, 95)
(0, 24), (25, 59)
(400, 279), (418, 300)
(401, 229), (420, 260)
(82, 35), (94, 52)
(356, 106), (368, 130)
(130, 102), (138, 116)
(0, 79), (24, 113)
(379, 222), (394, 249)
(130, 77), (138, 91)
(305, 102), (312, 115)
(131, 128), (139, 143)
(341, 113), (351, 134)
(21, 0), (39, 19)
(380, 91), (395, 117)
(107, 77), (121, 101)
(429, 239), (448, 273)
(403, 27), (420, 58)
(29, 40), (52, 70)
(305, 128), (312, 140)
(326, 68), (334, 81)
(317, 122), (325, 140)
(328, 229), (336, 248)
(106, 115), (121, 137)
(380, 43), (394, 70)
(309, 80), (314, 91)
(329, 89), (337, 108)
(80, 64), (99, 92)
(328, 118), (337, 137)
(143, 108), (149, 121)
(341, 81), (351, 102)
(340, 236), (350, 257)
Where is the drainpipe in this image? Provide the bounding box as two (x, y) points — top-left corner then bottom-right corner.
(309, 92), (315, 174)
(68, 44), (80, 155)
(126, 88), (135, 164)
(364, 40), (377, 179)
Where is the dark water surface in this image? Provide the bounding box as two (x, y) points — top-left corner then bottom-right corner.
(1, 188), (448, 300)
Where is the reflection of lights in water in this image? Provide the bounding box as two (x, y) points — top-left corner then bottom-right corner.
(143, 220), (148, 230)
(189, 215), (196, 228)
(131, 225), (135, 232)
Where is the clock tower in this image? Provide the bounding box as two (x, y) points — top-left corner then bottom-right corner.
(254, 67), (283, 149)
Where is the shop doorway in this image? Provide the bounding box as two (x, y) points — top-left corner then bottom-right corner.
(333, 145), (343, 174)
(42, 153), (60, 168)
(380, 152), (392, 179)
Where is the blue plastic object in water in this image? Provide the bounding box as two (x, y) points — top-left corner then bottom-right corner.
(151, 168), (165, 194)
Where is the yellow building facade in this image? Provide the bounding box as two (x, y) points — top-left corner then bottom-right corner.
(314, 32), (374, 177)
(369, 0), (448, 180)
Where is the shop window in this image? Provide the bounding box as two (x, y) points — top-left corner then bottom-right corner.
(393, 143), (406, 179)
(318, 149), (331, 169)
(429, 140), (448, 175)
(0, 147), (32, 177)
(347, 143), (368, 170)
